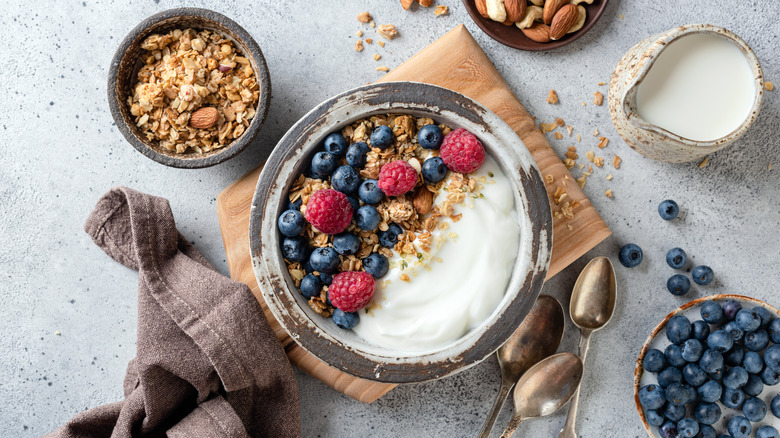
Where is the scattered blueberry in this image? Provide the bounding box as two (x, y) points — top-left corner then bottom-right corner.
(769, 318), (780, 343)
(422, 157), (448, 184)
(309, 247), (340, 273)
(282, 236), (308, 262)
(355, 205), (381, 231)
(417, 124), (444, 149)
(707, 329), (734, 353)
(681, 339), (704, 362)
(358, 179), (384, 204)
(666, 247), (688, 269)
(667, 315), (693, 345)
(362, 252), (389, 279)
(699, 349), (724, 373)
(683, 363), (707, 387)
(346, 142), (370, 168)
(658, 199), (679, 220)
(701, 301), (724, 324)
(743, 373), (764, 397)
(765, 344), (780, 372)
(677, 417), (699, 437)
(379, 223), (403, 248)
(311, 151), (338, 177)
(694, 401), (722, 425)
(771, 394), (780, 418)
(692, 320), (710, 342)
(724, 321), (745, 342)
(724, 343), (745, 366)
(743, 396), (767, 422)
(727, 416), (751, 438)
(300, 274), (323, 299)
(645, 409), (665, 427)
(745, 329), (769, 352)
(332, 308), (360, 329)
(332, 233), (360, 255)
(692, 265), (714, 285)
(721, 387), (746, 409)
(743, 351), (764, 374)
(331, 165), (361, 195)
(618, 243), (643, 268)
(723, 300), (743, 320)
(664, 403), (686, 421)
(697, 379), (722, 403)
(278, 209), (306, 237)
(665, 344), (687, 367)
(658, 366), (683, 388)
(369, 125), (394, 149)
(757, 425), (780, 438)
(323, 132), (348, 155)
(667, 274), (691, 296)
(724, 366), (749, 389)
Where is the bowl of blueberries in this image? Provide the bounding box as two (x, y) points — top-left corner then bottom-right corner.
(635, 294), (780, 438)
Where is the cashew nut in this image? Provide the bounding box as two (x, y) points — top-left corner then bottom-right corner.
(485, 0), (507, 23)
(516, 5), (543, 29)
(528, 0), (544, 5)
(567, 5), (587, 34)
(571, 0), (594, 4)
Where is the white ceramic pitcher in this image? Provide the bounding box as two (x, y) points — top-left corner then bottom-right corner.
(608, 24), (764, 163)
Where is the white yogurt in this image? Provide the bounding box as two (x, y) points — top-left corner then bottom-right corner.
(636, 33), (755, 142)
(352, 156), (521, 352)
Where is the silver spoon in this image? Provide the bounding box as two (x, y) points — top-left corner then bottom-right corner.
(478, 295), (565, 438)
(500, 352), (584, 438)
(558, 256), (617, 438)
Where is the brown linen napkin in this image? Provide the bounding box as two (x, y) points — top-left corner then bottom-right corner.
(46, 187), (300, 438)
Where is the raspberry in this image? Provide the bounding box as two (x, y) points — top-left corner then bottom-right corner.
(440, 128), (485, 173)
(304, 189), (353, 235)
(378, 160), (418, 196)
(328, 271), (375, 312)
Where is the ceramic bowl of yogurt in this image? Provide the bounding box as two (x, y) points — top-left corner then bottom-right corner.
(250, 82), (552, 383)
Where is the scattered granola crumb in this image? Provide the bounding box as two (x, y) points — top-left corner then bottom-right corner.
(593, 91), (604, 106)
(769, 163), (773, 170)
(354, 40), (364, 52)
(576, 175), (587, 188)
(619, 13), (624, 20)
(605, 189), (613, 198)
(376, 66), (390, 72)
(606, 173), (613, 181)
(565, 146), (578, 160)
(365, 38), (373, 44)
(593, 129), (599, 137)
(566, 125), (573, 137)
(567, 224), (573, 231)
(435, 5), (449, 15)
(554, 132), (563, 140)
(766, 81), (774, 91)
(370, 20), (376, 28)
(378, 24), (398, 40)
(540, 122), (557, 133)
(555, 117), (565, 127)
(373, 53), (381, 61)
(358, 12), (372, 23)
(400, 273), (410, 282)
(545, 174), (555, 184)
(578, 163), (585, 170)
(598, 81), (607, 86)
(698, 156), (709, 168)
(356, 30), (363, 37)
(547, 89), (559, 104)
(594, 156), (604, 167)
(564, 158), (576, 169)
(55, 331), (61, 336)
(576, 134), (581, 142)
(612, 155), (622, 169)
(582, 102), (586, 106)
(597, 136), (609, 149)
(586, 150), (595, 162)
(378, 41), (386, 48)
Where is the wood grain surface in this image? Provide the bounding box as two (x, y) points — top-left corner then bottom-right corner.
(216, 25), (610, 404)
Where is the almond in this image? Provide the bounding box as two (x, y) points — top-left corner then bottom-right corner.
(504, 0), (526, 23)
(550, 4), (578, 40)
(543, 0), (567, 25)
(521, 22), (551, 43)
(413, 186), (434, 215)
(475, 0), (489, 18)
(401, 0), (414, 10)
(418, 0), (434, 7)
(190, 107), (218, 129)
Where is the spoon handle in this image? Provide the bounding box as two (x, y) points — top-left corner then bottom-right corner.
(477, 380), (513, 438)
(499, 416), (524, 438)
(558, 331), (593, 438)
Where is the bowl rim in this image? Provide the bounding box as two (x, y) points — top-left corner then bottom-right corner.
(633, 294), (780, 437)
(249, 81), (553, 383)
(107, 7), (271, 168)
(461, 0), (610, 51)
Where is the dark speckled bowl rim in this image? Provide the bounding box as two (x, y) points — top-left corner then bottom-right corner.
(249, 82), (553, 383)
(107, 8), (271, 168)
(461, 0), (609, 51)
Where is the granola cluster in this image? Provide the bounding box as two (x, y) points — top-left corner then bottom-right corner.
(128, 28), (260, 154)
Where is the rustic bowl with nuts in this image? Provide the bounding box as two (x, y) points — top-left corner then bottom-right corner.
(463, 0), (609, 51)
(108, 8), (271, 168)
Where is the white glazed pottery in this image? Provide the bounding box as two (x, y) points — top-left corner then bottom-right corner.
(609, 24), (764, 163)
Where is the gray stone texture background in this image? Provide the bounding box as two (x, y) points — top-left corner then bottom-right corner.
(0, 0), (777, 436)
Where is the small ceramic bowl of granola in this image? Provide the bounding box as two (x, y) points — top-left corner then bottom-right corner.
(108, 8), (271, 168)
(250, 82), (552, 383)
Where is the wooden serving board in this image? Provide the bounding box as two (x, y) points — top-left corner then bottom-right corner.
(216, 25), (611, 403)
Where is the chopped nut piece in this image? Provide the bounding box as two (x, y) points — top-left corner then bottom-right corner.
(370, 20), (376, 28)
(540, 122), (557, 133)
(554, 132), (563, 140)
(698, 157), (709, 168)
(565, 146), (578, 160)
(563, 158), (576, 169)
(593, 129), (599, 137)
(606, 173), (613, 181)
(605, 189), (613, 198)
(598, 81), (606, 86)
(576, 175), (587, 188)
(378, 24), (398, 40)
(546, 89), (559, 104)
(566, 125), (573, 136)
(358, 12), (373, 23)
(612, 155), (622, 169)
(400, 273), (410, 282)
(378, 41), (385, 47)
(419, 0), (435, 6)
(766, 81), (774, 91)
(365, 38), (373, 44)
(376, 66), (390, 72)
(593, 91), (604, 106)
(354, 40), (364, 52)
(586, 150), (595, 162)
(401, 0), (415, 10)
(594, 156), (604, 167)
(356, 30), (363, 37)
(597, 136), (609, 149)
(555, 117), (565, 127)
(373, 53), (381, 61)
(435, 5), (449, 15)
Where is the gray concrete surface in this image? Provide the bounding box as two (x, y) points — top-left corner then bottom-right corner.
(0, 0), (778, 436)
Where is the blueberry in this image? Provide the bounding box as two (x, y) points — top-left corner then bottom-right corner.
(288, 197), (302, 211)
(422, 157), (448, 184)
(692, 265), (714, 285)
(369, 125), (394, 149)
(743, 351), (764, 374)
(658, 420), (678, 438)
(745, 330), (769, 352)
(658, 199), (679, 220)
(639, 384), (667, 409)
(724, 343), (745, 366)
(644, 349), (667, 373)
(309, 247), (339, 273)
(358, 179), (384, 205)
(770, 318), (780, 343)
(681, 339), (703, 362)
(618, 243), (643, 268)
(282, 236), (308, 262)
(743, 373), (764, 397)
(721, 387), (745, 409)
(724, 321), (745, 342)
(355, 205), (381, 231)
(278, 209), (306, 237)
(694, 402), (721, 425)
(722, 299), (743, 320)
(754, 306), (774, 328)
(757, 426), (780, 438)
(724, 366), (749, 389)
(379, 223), (403, 248)
(665, 344), (687, 367)
(332, 308), (360, 329)
(761, 366), (780, 385)
(766, 345), (780, 372)
(300, 274), (323, 299)
(728, 416), (751, 438)
(699, 349), (724, 373)
(697, 379), (722, 403)
(417, 124), (444, 149)
(666, 247), (688, 269)
(772, 394), (780, 418)
(645, 409), (665, 427)
(667, 315), (692, 345)
(683, 363), (707, 387)
(311, 151), (338, 176)
(667, 274), (691, 296)
(666, 383), (696, 406)
(707, 330), (734, 353)
(700, 301), (723, 324)
(664, 403), (686, 421)
(319, 272), (332, 285)
(698, 424), (717, 438)
(736, 309), (761, 332)
(362, 253), (389, 279)
(323, 132), (348, 155)
(332, 233), (360, 255)
(708, 369), (724, 381)
(743, 396), (767, 422)
(659, 366), (684, 388)
(677, 417), (699, 437)
(346, 142), (370, 168)
(331, 165), (361, 195)
(346, 196), (359, 213)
